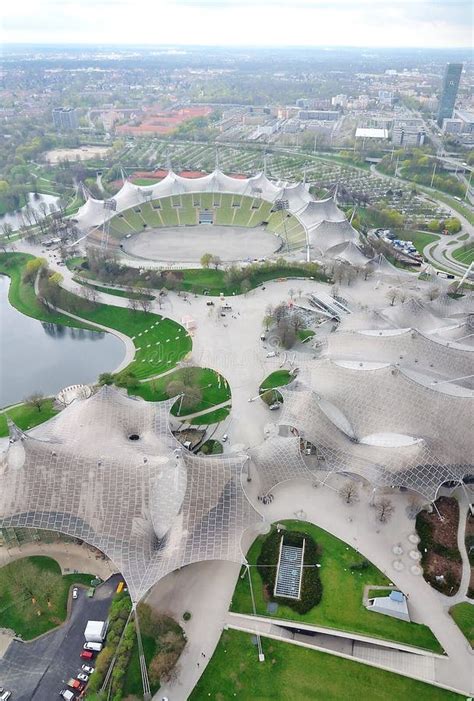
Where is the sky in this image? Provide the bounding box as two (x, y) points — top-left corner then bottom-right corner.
(1, 0), (472, 48)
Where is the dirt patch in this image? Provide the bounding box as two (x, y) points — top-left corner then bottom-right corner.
(416, 496), (462, 596)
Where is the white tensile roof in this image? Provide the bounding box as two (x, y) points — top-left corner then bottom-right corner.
(330, 240), (368, 265)
(310, 219), (359, 254)
(0, 386), (260, 603)
(74, 172), (338, 230)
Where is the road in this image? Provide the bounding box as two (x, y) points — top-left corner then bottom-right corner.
(369, 163), (473, 277)
(0, 574), (121, 701)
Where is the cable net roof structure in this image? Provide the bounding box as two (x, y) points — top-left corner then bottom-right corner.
(0, 386), (260, 602)
(326, 328), (474, 390)
(309, 218), (360, 255)
(252, 358), (473, 501)
(73, 170), (366, 263)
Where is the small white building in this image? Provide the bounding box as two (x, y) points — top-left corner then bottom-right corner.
(366, 590), (410, 622)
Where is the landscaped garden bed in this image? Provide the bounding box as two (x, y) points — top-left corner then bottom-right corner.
(416, 497), (462, 596)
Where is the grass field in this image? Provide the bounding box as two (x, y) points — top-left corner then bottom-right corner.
(73, 278), (155, 301)
(452, 243), (474, 266)
(0, 556), (93, 639)
(131, 367), (231, 417)
(189, 405), (230, 425)
(449, 603), (474, 648)
(0, 398), (59, 436)
(190, 630), (458, 701)
(179, 264), (326, 296)
(231, 520), (442, 653)
(259, 370), (293, 391)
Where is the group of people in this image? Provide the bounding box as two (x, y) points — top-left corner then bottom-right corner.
(257, 493), (274, 505)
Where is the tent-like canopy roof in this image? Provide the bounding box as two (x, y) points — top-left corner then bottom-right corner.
(0, 386), (260, 602)
(258, 366), (473, 501)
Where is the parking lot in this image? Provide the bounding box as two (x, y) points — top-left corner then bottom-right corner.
(0, 574), (121, 700)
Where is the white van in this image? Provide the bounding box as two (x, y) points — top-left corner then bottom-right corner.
(0, 692), (12, 701)
(84, 641), (103, 652)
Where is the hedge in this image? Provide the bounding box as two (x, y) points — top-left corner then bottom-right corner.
(256, 528), (322, 614)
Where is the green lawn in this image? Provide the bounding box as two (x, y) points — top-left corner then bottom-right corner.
(71, 302), (192, 380)
(0, 556), (94, 639)
(179, 264), (326, 296)
(190, 630), (458, 701)
(452, 243), (474, 266)
(231, 521), (442, 653)
(0, 398), (59, 435)
(449, 603), (474, 647)
(189, 406), (230, 426)
(131, 367), (231, 417)
(74, 278), (155, 301)
(259, 370), (293, 391)
(298, 328), (315, 342)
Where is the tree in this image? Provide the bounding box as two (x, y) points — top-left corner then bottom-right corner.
(426, 286), (440, 301)
(128, 297), (139, 313)
(139, 297), (152, 313)
(375, 498), (394, 523)
(339, 480), (360, 505)
(385, 288), (400, 306)
(22, 257), (46, 284)
(443, 217), (462, 235)
(25, 392), (45, 413)
(211, 255), (222, 270)
(200, 252), (213, 268)
(82, 286), (98, 306)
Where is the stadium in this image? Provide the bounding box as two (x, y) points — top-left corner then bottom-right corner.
(74, 169), (363, 266)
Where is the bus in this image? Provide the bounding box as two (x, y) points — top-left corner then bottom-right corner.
(116, 581), (125, 594)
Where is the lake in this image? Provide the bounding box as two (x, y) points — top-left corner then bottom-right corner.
(0, 275), (126, 407)
(0, 193), (60, 231)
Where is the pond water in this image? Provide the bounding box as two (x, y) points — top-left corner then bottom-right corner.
(0, 193), (60, 231)
(0, 276), (125, 407)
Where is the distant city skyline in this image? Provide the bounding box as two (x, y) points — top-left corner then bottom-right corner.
(1, 0), (472, 48)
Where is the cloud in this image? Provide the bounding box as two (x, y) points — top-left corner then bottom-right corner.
(1, 0), (472, 46)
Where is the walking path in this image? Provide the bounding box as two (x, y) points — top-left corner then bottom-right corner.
(0, 540), (118, 580)
(225, 611), (449, 691)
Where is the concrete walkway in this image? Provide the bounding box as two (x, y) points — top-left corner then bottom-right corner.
(225, 612), (448, 691)
(0, 541), (118, 581)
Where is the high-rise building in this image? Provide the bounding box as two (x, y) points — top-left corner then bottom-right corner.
(52, 107), (78, 131)
(437, 63), (462, 126)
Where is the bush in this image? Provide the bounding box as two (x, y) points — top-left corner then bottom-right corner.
(256, 528), (322, 614)
(183, 611), (192, 621)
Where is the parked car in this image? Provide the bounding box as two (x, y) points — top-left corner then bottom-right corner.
(80, 650), (94, 660)
(72, 587), (78, 599)
(206, 300), (214, 306)
(77, 672), (89, 682)
(84, 642), (103, 652)
(81, 664), (95, 674)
